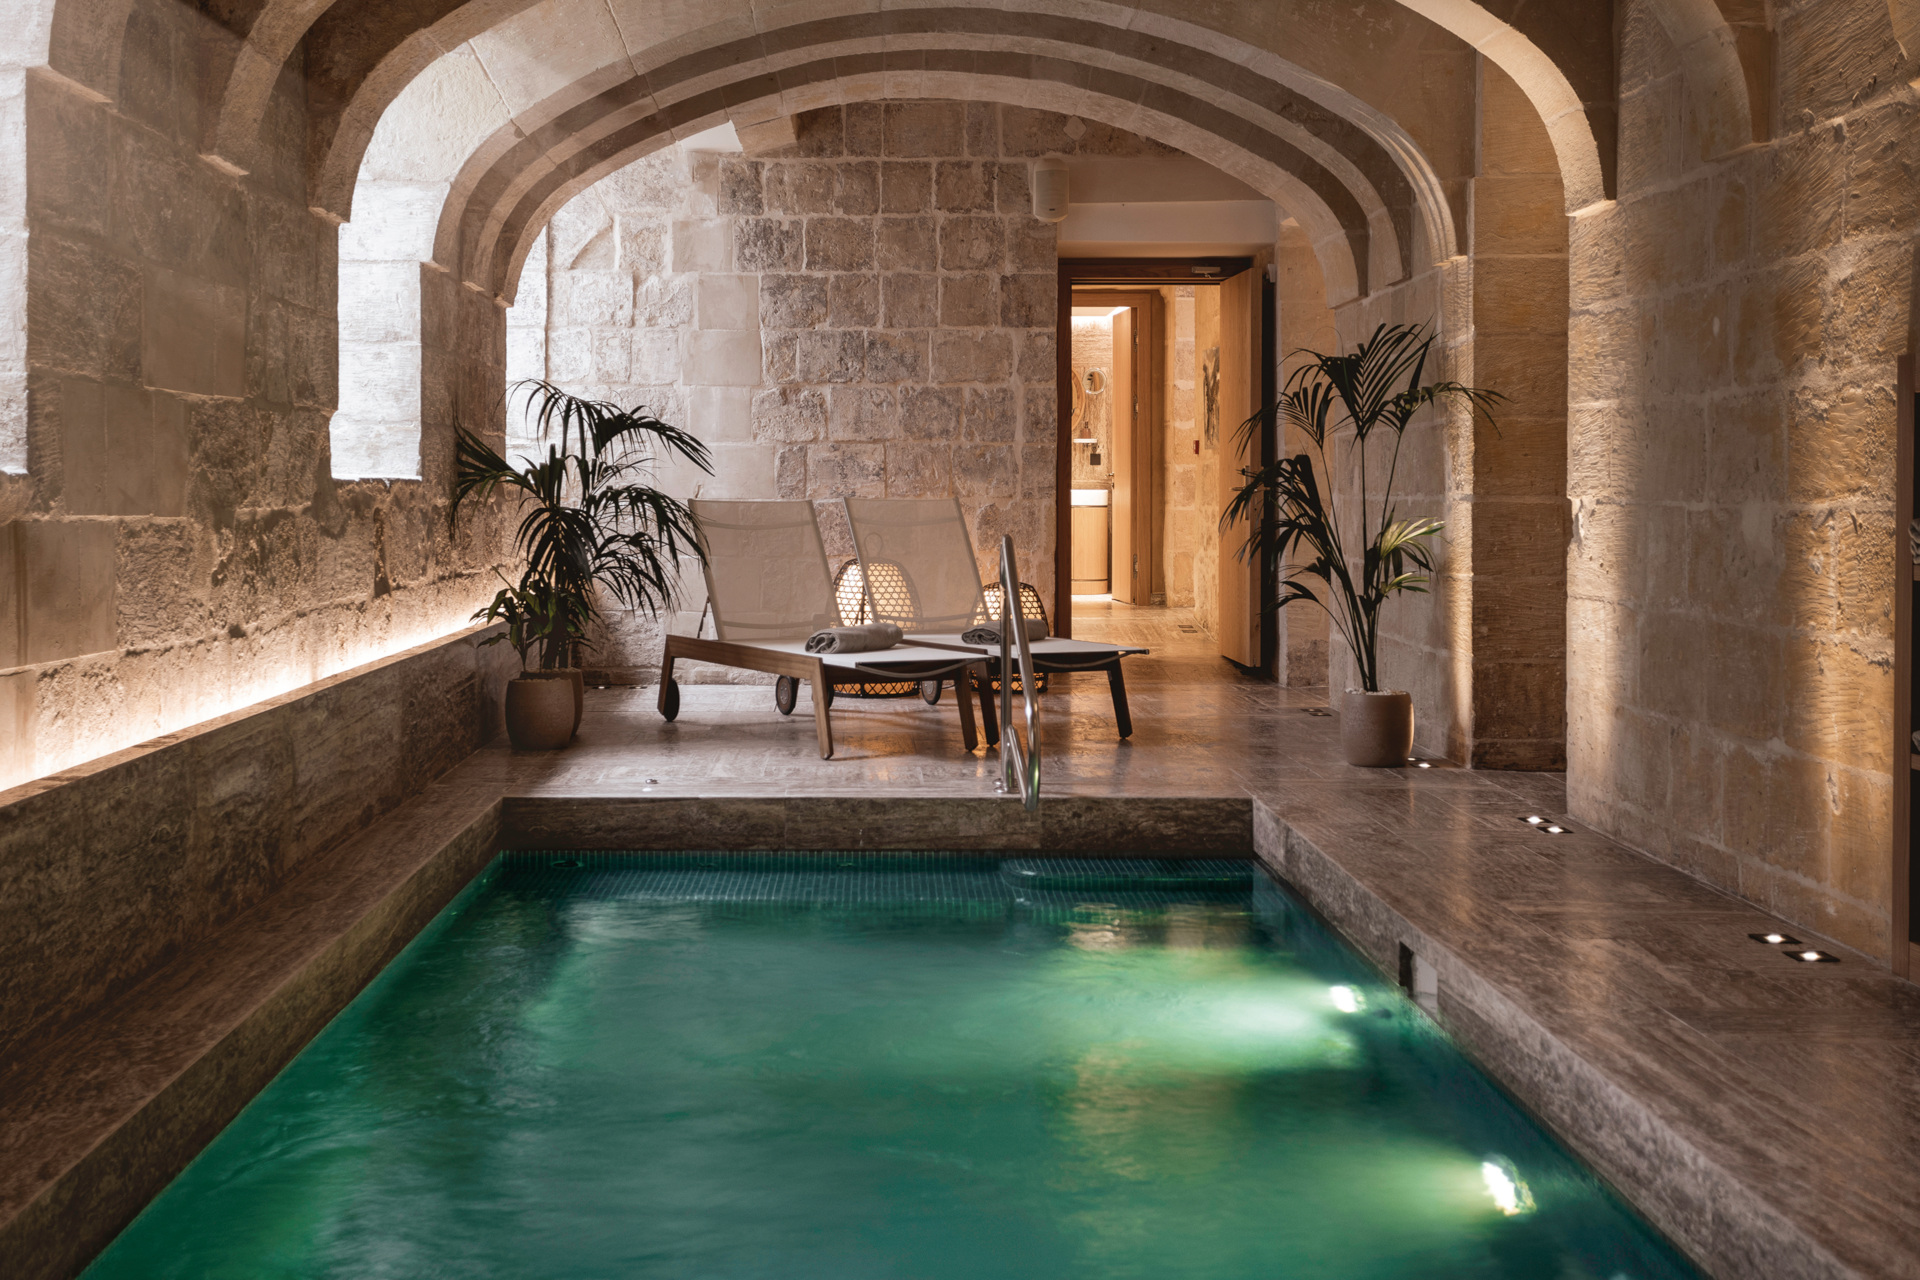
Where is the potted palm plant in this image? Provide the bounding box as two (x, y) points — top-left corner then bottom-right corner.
(1224, 323), (1499, 766)
(456, 380), (711, 750)
(485, 576), (588, 750)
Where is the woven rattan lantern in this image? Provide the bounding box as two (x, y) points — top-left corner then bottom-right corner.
(976, 581), (1051, 694)
(829, 560), (921, 698)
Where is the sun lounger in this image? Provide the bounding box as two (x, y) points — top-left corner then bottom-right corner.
(658, 500), (989, 759)
(839, 497), (1149, 740)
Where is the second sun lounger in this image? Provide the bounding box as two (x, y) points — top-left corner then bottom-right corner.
(659, 499), (988, 759)
(839, 497), (1149, 739)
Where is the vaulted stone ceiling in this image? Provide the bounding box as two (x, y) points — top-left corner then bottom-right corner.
(39, 0), (1775, 304)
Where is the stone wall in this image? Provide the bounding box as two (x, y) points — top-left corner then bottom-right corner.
(0, 0), (513, 793)
(510, 102), (1088, 679)
(1274, 224), (1335, 687)
(0, 624), (513, 1066)
(1566, 0), (1911, 956)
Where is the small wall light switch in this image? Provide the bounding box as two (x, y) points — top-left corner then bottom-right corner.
(1193, 439), (1200, 455)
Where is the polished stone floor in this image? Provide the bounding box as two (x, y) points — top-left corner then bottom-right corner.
(466, 601), (1919, 1280)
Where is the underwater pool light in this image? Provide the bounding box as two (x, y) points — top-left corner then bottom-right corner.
(1328, 985), (1361, 1013)
(1480, 1159), (1534, 1216)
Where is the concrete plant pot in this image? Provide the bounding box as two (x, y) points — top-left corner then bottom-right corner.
(553, 667), (585, 733)
(1340, 689), (1414, 767)
(505, 676), (576, 750)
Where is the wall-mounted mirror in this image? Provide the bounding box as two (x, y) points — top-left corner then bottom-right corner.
(1083, 368), (1107, 395)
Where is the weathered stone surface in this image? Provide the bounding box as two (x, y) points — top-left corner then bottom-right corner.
(999, 274), (1055, 327)
(803, 218), (875, 272)
(939, 273), (996, 326)
(751, 386), (827, 442)
(938, 217), (1005, 271)
(796, 330), (865, 383)
(734, 218), (803, 271)
(863, 330), (927, 383)
(932, 331), (1014, 383)
(759, 273), (826, 329)
(900, 385), (963, 440)
(805, 443), (885, 498)
(828, 386), (897, 441)
(827, 274), (878, 327)
(764, 161), (833, 215)
(882, 274), (938, 328)
(876, 216), (936, 271)
(964, 386), (1016, 441)
(934, 161), (994, 212)
(883, 101), (965, 157)
(880, 161), (931, 213)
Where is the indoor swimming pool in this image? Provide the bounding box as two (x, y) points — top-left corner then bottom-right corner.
(83, 853), (1701, 1279)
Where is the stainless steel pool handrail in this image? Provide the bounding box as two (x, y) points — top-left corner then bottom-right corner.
(994, 535), (1041, 811)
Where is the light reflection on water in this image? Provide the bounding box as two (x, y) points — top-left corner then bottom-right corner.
(84, 856), (1700, 1280)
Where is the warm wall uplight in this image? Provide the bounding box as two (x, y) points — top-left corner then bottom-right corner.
(0, 601), (493, 795)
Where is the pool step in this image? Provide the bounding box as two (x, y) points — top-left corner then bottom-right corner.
(997, 858), (1253, 892)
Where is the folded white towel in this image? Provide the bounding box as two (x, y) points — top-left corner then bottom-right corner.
(805, 623), (902, 654)
(961, 619), (1048, 646)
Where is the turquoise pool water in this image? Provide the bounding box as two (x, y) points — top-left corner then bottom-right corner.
(86, 854), (1700, 1280)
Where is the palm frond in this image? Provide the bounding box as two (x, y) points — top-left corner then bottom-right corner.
(456, 385), (710, 669)
(1220, 321), (1495, 691)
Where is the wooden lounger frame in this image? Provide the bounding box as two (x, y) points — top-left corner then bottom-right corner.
(658, 634), (984, 760)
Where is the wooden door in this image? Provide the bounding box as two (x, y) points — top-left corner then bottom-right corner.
(1110, 307), (1137, 602)
(1216, 264), (1265, 666)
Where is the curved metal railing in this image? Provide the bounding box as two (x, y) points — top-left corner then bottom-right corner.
(994, 535), (1041, 811)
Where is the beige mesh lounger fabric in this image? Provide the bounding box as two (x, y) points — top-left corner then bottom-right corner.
(660, 500), (989, 759)
(840, 497), (1149, 740)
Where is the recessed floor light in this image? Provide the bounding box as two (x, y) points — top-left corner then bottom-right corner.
(1522, 816), (1545, 825)
(1416, 761), (1432, 768)
(1748, 932), (1801, 946)
(1543, 825), (1566, 835)
(1788, 949), (1838, 964)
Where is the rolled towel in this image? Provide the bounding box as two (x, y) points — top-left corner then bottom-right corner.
(805, 623), (902, 654)
(961, 619), (1048, 646)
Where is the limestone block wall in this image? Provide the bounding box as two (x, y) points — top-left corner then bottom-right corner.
(0, 626), (514, 1066)
(1274, 224), (1335, 688)
(0, 0), (512, 793)
(1468, 64), (1571, 770)
(1567, 0), (1911, 957)
(1322, 258), (1467, 757)
(509, 102), (1070, 680)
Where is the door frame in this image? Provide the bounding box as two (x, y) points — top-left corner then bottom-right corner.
(1068, 288), (1162, 606)
(1054, 258), (1253, 638)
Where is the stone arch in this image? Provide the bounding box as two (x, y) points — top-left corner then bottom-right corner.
(323, 1), (1484, 480)
(448, 63), (1393, 313)
(37, 0), (1633, 221)
(1645, 0), (1767, 154)
(329, 45), (514, 478)
(337, 4), (1446, 302)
